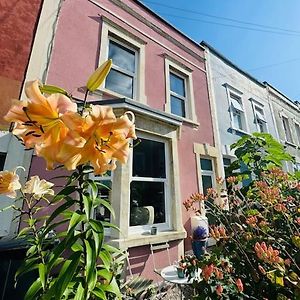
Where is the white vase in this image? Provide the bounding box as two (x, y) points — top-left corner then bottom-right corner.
(191, 215), (209, 234)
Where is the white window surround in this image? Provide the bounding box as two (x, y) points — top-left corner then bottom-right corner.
(98, 18), (146, 104)
(99, 101), (185, 249)
(165, 57), (197, 124)
(250, 99), (268, 133)
(294, 122), (300, 145)
(281, 115), (293, 144)
(129, 133), (171, 234)
(224, 84), (249, 134)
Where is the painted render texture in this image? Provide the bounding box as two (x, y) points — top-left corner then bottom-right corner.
(203, 43), (279, 165)
(0, 0), (42, 127)
(28, 0), (215, 280)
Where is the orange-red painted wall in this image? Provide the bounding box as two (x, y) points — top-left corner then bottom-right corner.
(0, 0), (42, 127)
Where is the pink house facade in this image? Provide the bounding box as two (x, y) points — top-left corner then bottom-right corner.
(16, 0), (223, 280)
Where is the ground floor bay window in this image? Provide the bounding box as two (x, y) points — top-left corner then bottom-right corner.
(95, 99), (186, 249)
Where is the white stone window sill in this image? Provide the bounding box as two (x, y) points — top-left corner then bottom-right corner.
(108, 230), (187, 249)
(230, 127), (250, 136)
(285, 141), (297, 148)
(181, 117), (200, 128)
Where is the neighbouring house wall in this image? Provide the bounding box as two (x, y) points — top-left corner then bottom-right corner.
(267, 87), (300, 171)
(203, 44), (278, 174)
(0, 0), (42, 127)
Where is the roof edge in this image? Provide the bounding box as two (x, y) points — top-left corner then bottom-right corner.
(200, 41), (265, 88)
(135, 0), (205, 51)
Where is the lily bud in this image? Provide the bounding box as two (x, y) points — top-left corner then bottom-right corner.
(86, 59), (112, 92)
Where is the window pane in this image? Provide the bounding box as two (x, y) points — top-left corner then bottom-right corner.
(105, 69), (133, 98)
(108, 40), (135, 73)
(130, 181), (165, 225)
(200, 158), (213, 171)
(171, 95), (185, 117)
(170, 73), (185, 97)
(233, 111), (243, 129)
(0, 153), (6, 171)
(282, 117), (292, 142)
(133, 138), (166, 178)
(223, 158), (231, 167)
(202, 175), (213, 195)
(295, 124), (300, 144)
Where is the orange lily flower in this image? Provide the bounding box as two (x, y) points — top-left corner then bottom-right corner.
(4, 80), (77, 150)
(57, 105), (136, 174)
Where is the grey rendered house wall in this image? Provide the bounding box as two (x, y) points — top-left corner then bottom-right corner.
(204, 46), (278, 175)
(267, 87), (300, 171)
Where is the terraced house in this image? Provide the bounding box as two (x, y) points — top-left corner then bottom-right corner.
(1, 0), (299, 291)
(1, 0), (220, 282)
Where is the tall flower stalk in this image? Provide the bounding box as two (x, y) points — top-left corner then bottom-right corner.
(1, 60), (135, 299)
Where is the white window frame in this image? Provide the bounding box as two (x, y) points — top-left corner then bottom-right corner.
(129, 133), (171, 234)
(98, 18), (146, 103)
(225, 85), (248, 133)
(198, 157), (216, 195)
(169, 70), (188, 118)
(105, 37), (138, 99)
(295, 122), (300, 145)
(251, 101), (268, 133)
(282, 116), (293, 143)
(165, 57), (197, 123)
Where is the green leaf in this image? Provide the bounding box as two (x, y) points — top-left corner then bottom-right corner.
(101, 221), (119, 231)
(48, 251), (81, 299)
(68, 211), (85, 232)
(74, 283), (85, 300)
(18, 227), (32, 237)
(100, 277), (121, 297)
(24, 278), (42, 300)
(86, 59), (112, 92)
(94, 199), (115, 219)
(99, 249), (112, 268)
(93, 230), (103, 257)
(83, 194), (92, 221)
(38, 263), (47, 289)
(52, 186), (77, 203)
(89, 219), (104, 234)
(91, 288), (107, 300)
(46, 199), (76, 226)
(98, 269), (112, 281)
(15, 257), (39, 280)
(84, 239), (97, 291)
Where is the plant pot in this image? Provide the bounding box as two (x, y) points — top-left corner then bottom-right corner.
(192, 239), (207, 260)
(176, 267), (185, 278)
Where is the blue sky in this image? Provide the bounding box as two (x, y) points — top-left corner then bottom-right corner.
(140, 0), (300, 101)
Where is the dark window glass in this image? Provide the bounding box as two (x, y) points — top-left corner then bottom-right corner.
(132, 138), (166, 178)
(130, 181), (165, 225)
(105, 69), (133, 98)
(108, 41), (135, 73)
(202, 175), (213, 195)
(170, 73), (185, 96)
(171, 95), (185, 117)
(223, 158), (231, 167)
(200, 158), (213, 171)
(0, 153), (6, 171)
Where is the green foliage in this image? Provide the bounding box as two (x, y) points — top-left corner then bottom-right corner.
(15, 167), (123, 300)
(227, 133), (294, 180)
